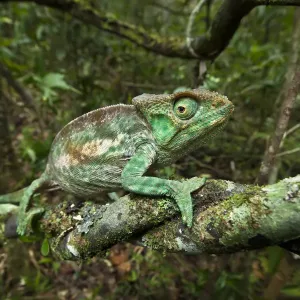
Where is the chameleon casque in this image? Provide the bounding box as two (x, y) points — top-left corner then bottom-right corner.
(0, 88), (234, 236)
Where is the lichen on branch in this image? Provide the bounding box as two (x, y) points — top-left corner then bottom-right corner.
(2, 176), (300, 260)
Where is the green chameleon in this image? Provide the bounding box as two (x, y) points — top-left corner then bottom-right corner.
(0, 88), (234, 235)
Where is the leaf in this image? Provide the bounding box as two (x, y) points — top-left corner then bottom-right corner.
(266, 246), (284, 275)
(34, 73), (81, 102)
(1, 57), (26, 71)
(41, 73), (80, 93)
(0, 17), (13, 24)
(41, 239), (50, 256)
(0, 38), (13, 47)
(281, 286), (300, 297)
(25, 148), (37, 162)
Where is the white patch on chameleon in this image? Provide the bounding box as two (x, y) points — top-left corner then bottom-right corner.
(81, 135), (125, 157)
(56, 153), (79, 168)
(55, 135), (125, 168)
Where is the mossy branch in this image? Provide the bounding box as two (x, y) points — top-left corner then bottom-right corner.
(2, 0), (300, 59)
(2, 176), (300, 260)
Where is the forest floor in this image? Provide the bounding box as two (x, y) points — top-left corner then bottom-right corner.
(1, 240), (300, 299)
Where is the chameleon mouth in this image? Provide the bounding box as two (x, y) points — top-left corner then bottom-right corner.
(199, 104), (233, 137)
(212, 104), (234, 123)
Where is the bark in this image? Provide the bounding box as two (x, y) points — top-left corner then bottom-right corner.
(2, 176), (300, 260)
(1, 0), (300, 59)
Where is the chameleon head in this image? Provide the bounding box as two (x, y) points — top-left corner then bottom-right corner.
(132, 88), (234, 155)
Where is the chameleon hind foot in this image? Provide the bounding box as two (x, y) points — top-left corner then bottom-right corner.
(175, 177), (206, 228)
(17, 207), (45, 236)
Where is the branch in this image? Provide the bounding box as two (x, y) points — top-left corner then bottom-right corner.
(0, 62), (36, 110)
(276, 147), (300, 157)
(257, 8), (300, 185)
(2, 0), (300, 59)
(186, 0), (207, 57)
(2, 176), (300, 260)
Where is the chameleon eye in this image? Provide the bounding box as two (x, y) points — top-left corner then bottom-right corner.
(174, 98), (198, 120)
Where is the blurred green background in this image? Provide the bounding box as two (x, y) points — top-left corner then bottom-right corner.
(1, 1), (300, 299)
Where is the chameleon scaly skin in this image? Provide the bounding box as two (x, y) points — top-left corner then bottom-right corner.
(0, 89), (234, 235)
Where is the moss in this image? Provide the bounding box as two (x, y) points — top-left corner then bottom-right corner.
(192, 184), (273, 248)
(143, 221), (180, 251)
(41, 201), (82, 237)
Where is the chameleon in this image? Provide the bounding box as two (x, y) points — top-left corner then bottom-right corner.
(0, 88), (234, 236)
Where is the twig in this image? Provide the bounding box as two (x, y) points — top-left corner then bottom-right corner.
(0, 62), (36, 110)
(0, 62), (45, 130)
(276, 147), (300, 157)
(186, 0), (207, 57)
(282, 123), (300, 142)
(187, 155), (231, 179)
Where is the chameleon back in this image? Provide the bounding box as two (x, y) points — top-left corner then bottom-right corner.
(47, 104), (153, 196)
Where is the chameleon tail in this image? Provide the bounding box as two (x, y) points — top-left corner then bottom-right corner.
(0, 187), (27, 204)
(0, 171), (50, 205)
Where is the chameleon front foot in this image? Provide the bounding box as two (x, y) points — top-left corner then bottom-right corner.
(175, 177), (206, 228)
(17, 207), (45, 236)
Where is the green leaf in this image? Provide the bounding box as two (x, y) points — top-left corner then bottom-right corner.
(0, 17), (13, 24)
(281, 286), (300, 297)
(33, 73), (81, 102)
(266, 246), (284, 275)
(41, 73), (80, 93)
(41, 238), (50, 256)
(25, 148), (37, 162)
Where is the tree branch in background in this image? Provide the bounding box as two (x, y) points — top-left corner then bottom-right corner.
(257, 8), (300, 185)
(2, 0), (300, 60)
(186, 0), (207, 58)
(2, 176), (300, 260)
(0, 61), (46, 130)
(0, 62), (36, 111)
